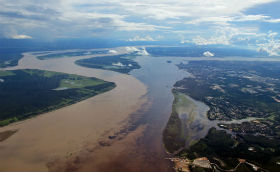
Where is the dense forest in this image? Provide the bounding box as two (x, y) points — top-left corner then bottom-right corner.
(0, 69), (115, 126)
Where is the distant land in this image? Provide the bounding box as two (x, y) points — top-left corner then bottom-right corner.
(146, 46), (261, 57)
(0, 48), (23, 68)
(0, 38), (266, 68)
(75, 54), (141, 74)
(36, 50), (108, 60)
(0, 69), (115, 127)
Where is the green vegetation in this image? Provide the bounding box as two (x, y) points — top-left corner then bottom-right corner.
(0, 50), (23, 68)
(167, 60), (280, 171)
(75, 54), (140, 74)
(0, 70), (15, 77)
(36, 50), (108, 60)
(0, 69), (116, 127)
(175, 61), (280, 122)
(58, 77), (105, 89)
(163, 90), (186, 153)
(178, 128), (280, 172)
(174, 91), (195, 111)
(163, 90), (209, 153)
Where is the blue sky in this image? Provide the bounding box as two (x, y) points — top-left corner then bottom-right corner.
(0, 0), (280, 55)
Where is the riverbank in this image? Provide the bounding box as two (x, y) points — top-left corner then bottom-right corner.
(0, 69), (115, 127)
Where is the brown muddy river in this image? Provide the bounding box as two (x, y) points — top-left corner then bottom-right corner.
(0, 48), (149, 171)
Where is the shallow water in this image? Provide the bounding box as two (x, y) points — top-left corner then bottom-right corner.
(175, 93), (217, 147)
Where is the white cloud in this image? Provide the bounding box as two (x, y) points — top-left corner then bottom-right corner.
(186, 14), (280, 26)
(268, 31), (278, 38)
(266, 18), (280, 23)
(112, 62), (125, 67)
(109, 49), (118, 54)
(127, 35), (156, 41)
(59, 11), (164, 32)
(235, 15), (280, 23)
(180, 40), (191, 44)
(10, 34), (32, 39)
(192, 26), (260, 45)
(257, 31), (280, 56)
(193, 35), (230, 45)
(136, 47), (149, 55)
(125, 46), (140, 53)
(236, 15), (269, 22)
(111, 18), (168, 31)
(203, 51), (214, 57)
(0, 0), (170, 38)
(3, 27), (32, 39)
(125, 46), (149, 55)
(186, 16), (233, 25)
(116, 0), (276, 21)
(0, 0), (278, 41)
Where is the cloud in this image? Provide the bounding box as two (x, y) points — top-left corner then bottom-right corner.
(109, 50), (118, 54)
(187, 14), (280, 25)
(125, 46), (149, 55)
(116, 0), (276, 21)
(0, 0), (169, 39)
(112, 62), (125, 67)
(235, 15), (269, 22)
(136, 47), (149, 56)
(265, 18), (280, 23)
(257, 31), (280, 56)
(203, 51), (214, 57)
(191, 26), (260, 45)
(125, 46), (140, 53)
(0, 0), (278, 43)
(185, 16), (233, 25)
(10, 34), (32, 39)
(2, 27), (32, 39)
(192, 35), (230, 45)
(127, 35), (156, 41)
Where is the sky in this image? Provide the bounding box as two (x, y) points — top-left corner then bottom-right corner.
(0, 0), (280, 55)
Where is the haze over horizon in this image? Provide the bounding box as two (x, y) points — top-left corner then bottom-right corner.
(1, 0), (280, 55)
